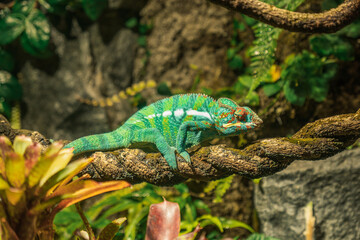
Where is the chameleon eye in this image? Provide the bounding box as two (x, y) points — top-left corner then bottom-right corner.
(236, 113), (247, 121)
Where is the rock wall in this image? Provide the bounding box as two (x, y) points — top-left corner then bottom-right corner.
(20, 0), (234, 141)
(254, 149), (360, 240)
(134, 0), (234, 89)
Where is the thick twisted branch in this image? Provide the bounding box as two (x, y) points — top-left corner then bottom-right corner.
(1, 110), (359, 186)
(207, 0), (360, 33)
(70, 109), (360, 185)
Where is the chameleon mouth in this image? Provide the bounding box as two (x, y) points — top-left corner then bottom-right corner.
(222, 122), (244, 128)
(222, 118), (263, 128)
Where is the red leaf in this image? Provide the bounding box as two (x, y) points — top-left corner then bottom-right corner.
(145, 199), (180, 240)
(24, 143), (40, 176)
(50, 180), (131, 215)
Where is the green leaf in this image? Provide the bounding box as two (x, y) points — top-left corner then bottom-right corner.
(125, 17), (138, 28)
(0, 48), (15, 71)
(213, 175), (234, 203)
(227, 48), (236, 60)
(12, 0), (36, 16)
(92, 199), (139, 227)
(321, 0), (343, 11)
(20, 32), (52, 58)
(233, 19), (245, 31)
(228, 55), (243, 70)
(310, 35), (354, 61)
(0, 13), (25, 45)
(24, 9), (50, 51)
(281, 51), (335, 106)
(193, 200), (210, 213)
(246, 233), (281, 240)
(0, 100), (11, 118)
(138, 23), (151, 35)
(137, 36), (147, 47)
(13, 135), (32, 156)
(124, 204), (149, 239)
(0, 71), (22, 100)
(0, 175), (9, 190)
(242, 15), (257, 27)
(263, 82), (283, 97)
(27, 142), (63, 188)
(283, 79), (307, 106)
(38, 148), (73, 187)
(157, 82), (172, 96)
(245, 90), (260, 106)
(5, 152), (25, 188)
(41, 0), (68, 15)
(197, 215), (223, 232)
(342, 19), (360, 38)
(309, 35), (333, 56)
(220, 218), (255, 233)
(238, 75), (253, 89)
(82, 0), (107, 21)
(333, 40), (354, 61)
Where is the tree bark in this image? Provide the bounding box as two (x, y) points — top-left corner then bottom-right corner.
(207, 0), (360, 33)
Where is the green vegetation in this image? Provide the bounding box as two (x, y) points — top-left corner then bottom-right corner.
(55, 182), (254, 239)
(262, 51), (337, 106)
(0, 135), (129, 239)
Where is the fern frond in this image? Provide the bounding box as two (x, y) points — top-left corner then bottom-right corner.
(204, 175), (235, 203)
(248, 0), (306, 94)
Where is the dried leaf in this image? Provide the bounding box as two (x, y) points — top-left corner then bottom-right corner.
(1, 217), (20, 240)
(0, 137), (12, 178)
(97, 217), (126, 240)
(5, 187), (24, 205)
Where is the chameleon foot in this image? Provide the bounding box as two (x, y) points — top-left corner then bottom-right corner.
(163, 147), (178, 170)
(179, 151), (191, 163)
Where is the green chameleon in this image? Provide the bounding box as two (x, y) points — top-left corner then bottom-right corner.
(64, 93), (262, 169)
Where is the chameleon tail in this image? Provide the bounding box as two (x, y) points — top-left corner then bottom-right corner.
(63, 129), (129, 155)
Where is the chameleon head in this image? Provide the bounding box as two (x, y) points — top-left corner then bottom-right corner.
(213, 98), (263, 134)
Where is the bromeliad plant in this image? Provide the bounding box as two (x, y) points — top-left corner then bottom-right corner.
(0, 135), (130, 240)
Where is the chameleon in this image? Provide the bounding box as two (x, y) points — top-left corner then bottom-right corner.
(63, 93), (262, 169)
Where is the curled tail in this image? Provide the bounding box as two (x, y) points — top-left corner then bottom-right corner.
(63, 128), (129, 155)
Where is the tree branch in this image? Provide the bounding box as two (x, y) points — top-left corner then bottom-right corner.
(1, 110), (359, 186)
(75, 109), (360, 186)
(207, 0), (360, 33)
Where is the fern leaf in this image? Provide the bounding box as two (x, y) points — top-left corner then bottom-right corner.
(248, 0), (306, 94)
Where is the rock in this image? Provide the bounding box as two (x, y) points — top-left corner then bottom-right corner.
(254, 149), (360, 240)
(134, 0), (234, 89)
(21, 17), (138, 140)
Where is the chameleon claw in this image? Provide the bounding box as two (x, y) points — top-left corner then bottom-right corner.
(180, 151), (191, 163)
(164, 148), (178, 170)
